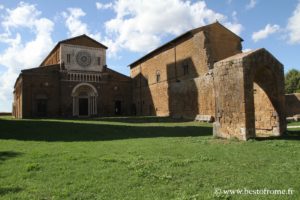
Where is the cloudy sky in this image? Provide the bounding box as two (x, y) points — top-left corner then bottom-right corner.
(0, 0), (300, 112)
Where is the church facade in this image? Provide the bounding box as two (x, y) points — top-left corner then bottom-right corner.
(13, 22), (286, 140)
(13, 35), (132, 118)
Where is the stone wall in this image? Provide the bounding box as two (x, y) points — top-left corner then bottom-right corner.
(13, 77), (23, 118)
(285, 93), (300, 117)
(41, 35), (107, 67)
(213, 58), (247, 140)
(254, 83), (278, 136)
(213, 49), (286, 140)
(14, 65), (132, 118)
(59, 68), (132, 117)
(21, 65), (61, 118)
(130, 22), (241, 119)
(60, 44), (105, 72)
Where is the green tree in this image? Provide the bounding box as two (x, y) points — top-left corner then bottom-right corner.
(285, 69), (300, 94)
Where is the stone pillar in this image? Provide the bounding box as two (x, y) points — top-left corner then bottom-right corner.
(91, 96), (94, 115)
(73, 97), (78, 116)
(95, 96), (98, 115)
(213, 58), (250, 140)
(75, 97), (78, 116)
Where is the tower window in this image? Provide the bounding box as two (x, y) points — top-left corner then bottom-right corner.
(183, 64), (189, 75)
(67, 54), (71, 63)
(97, 57), (101, 65)
(156, 71), (161, 83)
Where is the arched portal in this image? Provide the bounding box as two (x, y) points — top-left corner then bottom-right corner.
(213, 48), (286, 140)
(72, 83), (98, 117)
(252, 66), (280, 137)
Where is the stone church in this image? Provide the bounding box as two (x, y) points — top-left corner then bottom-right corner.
(13, 22), (286, 140)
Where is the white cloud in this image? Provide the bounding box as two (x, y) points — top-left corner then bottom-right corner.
(224, 22), (243, 35)
(104, 0), (242, 55)
(96, 2), (113, 10)
(2, 2), (42, 32)
(246, 0), (257, 10)
(252, 24), (280, 42)
(287, 1), (300, 44)
(62, 8), (101, 41)
(0, 2), (54, 112)
(232, 11), (238, 21)
(223, 11), (243, 35)
(243, 48), (252, 52)
(0, 4), (4, 10)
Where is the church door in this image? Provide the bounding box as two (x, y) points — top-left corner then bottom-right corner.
(115, 101), (122, 115)
(79, 98), (89, 116)
(37, 99), (47, 117)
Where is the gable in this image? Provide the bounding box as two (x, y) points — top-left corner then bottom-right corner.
(60, 35), (108, 49)
(106, 68), (132, 82)
(129, 22), (243, 68)
(202, 22), (243, 42)
(40, 35), (107, 67)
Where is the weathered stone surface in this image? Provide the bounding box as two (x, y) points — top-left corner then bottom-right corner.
(13, 22), (286, 140)
(213, 49), (286, 140)
(130, 22), (241, 119)
(13, 35), (132, 118)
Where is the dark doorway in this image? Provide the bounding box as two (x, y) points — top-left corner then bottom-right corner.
(115, 101), (122, 115)
(79, 98), (88, 116)
(37, 99), (47, 117)
(131, 104), (137, 115)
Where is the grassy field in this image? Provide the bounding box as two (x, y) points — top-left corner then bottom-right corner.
(0, 116), (300, 200)
(287, 121), (300, 126)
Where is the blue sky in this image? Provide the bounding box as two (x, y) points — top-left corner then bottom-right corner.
(0, 0), (300, 112)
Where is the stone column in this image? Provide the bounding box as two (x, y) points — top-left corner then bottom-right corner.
(91, 96), (94, 115)
(75, 97), (79, 116)
(95, 96), (98, 115)
(72, 97), (75, 116)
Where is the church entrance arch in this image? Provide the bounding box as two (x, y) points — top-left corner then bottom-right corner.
(72, 83), (98, 117)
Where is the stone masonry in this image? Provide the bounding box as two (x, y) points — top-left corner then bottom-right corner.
(213, 49), (286, 140)
(13, 22), (287, 140)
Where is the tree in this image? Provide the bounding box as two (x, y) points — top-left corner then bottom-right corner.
(285, 69), (300, 94)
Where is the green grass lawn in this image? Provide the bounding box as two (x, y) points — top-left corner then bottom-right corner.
(0, 116), (300, 200)
(288, 121), (300, 126)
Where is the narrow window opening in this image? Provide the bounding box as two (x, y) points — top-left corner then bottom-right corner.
(67, 54), (71, 64)
(156, 71), (161, 83)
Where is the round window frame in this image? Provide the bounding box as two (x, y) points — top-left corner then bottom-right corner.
(76, 51), (92, 67)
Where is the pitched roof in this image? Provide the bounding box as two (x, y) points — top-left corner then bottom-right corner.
(128, 21), (243, 67)
(39, 34), (107, 66)
(58, 34), (108, 49)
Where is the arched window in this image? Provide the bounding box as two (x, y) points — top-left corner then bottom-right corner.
(156, 71), (161, 83)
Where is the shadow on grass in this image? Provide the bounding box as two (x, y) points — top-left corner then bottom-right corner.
(0, 118), (212, 142)
(100, 116), (192, 123)
(0, 187), (23, 196)
(255, 129), (300, 141)
(43, 116), (192, 124)
(0, 151), (23, 162)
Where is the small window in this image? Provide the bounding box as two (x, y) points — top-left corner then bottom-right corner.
(183, 64), (189, 75)
(156, 71), (161, 83)
(97, 57), (101, 65)
(67, 54), (71, 63)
